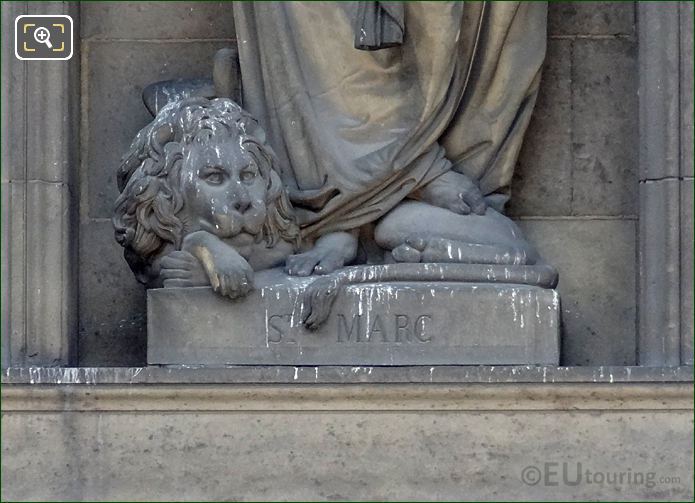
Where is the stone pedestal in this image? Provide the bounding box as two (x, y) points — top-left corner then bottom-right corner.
(148, 268), (560, 365)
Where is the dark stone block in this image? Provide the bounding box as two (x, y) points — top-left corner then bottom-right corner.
(571, 38), (638, 216)
(81, 1), (235, 40)
(509, 40), (573, 217)
(78, 220), (147, 366)
(518, 219), (636, 366)
(548, 2), (635, 37)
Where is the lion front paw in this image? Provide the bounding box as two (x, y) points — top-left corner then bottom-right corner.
(206, 254), (255, 300)
(285, 231), (357, 276)
(285, 249), (346, 276)
(181, 231), (256, 300)
(159, 250), (211, 288)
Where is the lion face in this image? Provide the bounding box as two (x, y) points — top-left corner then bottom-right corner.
(180, 134), (269, 240)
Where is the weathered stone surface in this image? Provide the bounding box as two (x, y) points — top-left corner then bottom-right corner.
(0, 1), (26, 183)
(636, 4), (686, 367)
(638, 3), (681, 183)
(3, 365), (693, 386)
(148, 269), (560, 366)
(78, 220), (146, 367)
(0, 182), (12, 367)
(25, 61), (80, 183)
(679, 3), (694, 366)
(680, 179), (693, 365)
(679, 2), (695, 181)
(84, 40), (234, 219)
(681, 2), (694, 180)
(1, 181), (76, 366)
(518, 219), (636, 366)
(512, 35), (639, 219)
(571, 38), (638, 216)
(2, 383), (692, 501)
(509, 39), (572, 217)
(1, 182), (27, 366)
(638, 180), (681, 367)
(1, 1), (80, 366)
(81, 1), (235, 40)
(548, 1), (635, 37)
(24, 181), (76, 365)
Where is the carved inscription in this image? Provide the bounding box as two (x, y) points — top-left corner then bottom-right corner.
(337, 313), (432, 343)
(267, 314), (296, 344)
(266, 312), (433, 344)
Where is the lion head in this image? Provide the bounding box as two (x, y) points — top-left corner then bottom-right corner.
(113, 97), (299, 284)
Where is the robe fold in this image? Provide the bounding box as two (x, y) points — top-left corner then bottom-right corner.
(233, 1), (547, 239)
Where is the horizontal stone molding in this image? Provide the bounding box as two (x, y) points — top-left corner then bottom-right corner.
(2, 382), (692, 413)
(3, 365), (693, 386)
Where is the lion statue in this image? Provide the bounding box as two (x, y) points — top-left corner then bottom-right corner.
(113, 97), (300, 298)
(114, 97), (542, 311)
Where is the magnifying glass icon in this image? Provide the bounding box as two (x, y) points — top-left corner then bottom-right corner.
(33, 27), (53, 49)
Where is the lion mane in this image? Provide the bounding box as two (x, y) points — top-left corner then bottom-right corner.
(113, 97), (299, 284)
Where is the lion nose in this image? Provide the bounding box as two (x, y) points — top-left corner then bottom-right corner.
(233, 192), (252, 214)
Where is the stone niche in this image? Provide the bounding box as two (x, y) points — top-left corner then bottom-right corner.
(66, 0), (651, 368)
(105, 2), (568, 368)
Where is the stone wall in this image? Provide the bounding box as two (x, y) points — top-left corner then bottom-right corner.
(76, 2), (639, 366)
(2, 373), (693, 501)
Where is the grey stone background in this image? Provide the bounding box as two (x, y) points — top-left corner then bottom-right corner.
(77, 2), (638, 366)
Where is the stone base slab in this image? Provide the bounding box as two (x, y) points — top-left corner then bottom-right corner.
(148, 269), (560, 366)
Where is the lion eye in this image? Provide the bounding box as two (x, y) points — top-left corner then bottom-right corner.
(240, 170), (257, 183)
(202, 170), (225, 185)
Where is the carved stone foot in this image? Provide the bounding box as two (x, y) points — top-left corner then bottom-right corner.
(413, 170), (487, 215)
(375, 201), (540, 266)
(392, 235), (531, 265)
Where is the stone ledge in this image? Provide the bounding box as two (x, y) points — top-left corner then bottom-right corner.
(2, 365), (692, 385)
(2, 382), (693, 412)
